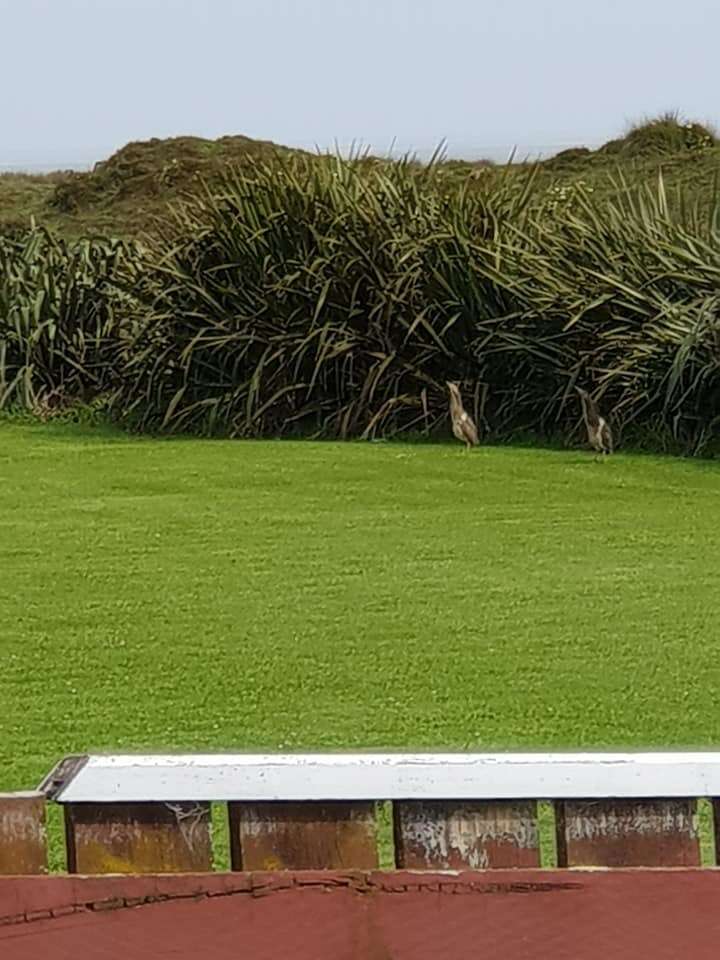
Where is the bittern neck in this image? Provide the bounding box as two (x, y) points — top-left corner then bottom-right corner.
(449, 389), (462, 409)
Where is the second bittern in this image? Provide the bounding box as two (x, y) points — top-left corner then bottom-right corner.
(446, 382), (479, 450)
(576, 387), (613, 456)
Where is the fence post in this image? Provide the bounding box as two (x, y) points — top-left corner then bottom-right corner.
(0, 792), (47, 875)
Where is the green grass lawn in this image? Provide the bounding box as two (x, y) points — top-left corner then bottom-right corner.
(2, 419), (720, 799)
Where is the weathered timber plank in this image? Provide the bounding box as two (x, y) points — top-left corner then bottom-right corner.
(64, 802), (212, 874)
(556, 798), (699, 867)
(0, 793), (47, 875)
(229, 801), (378, 870)
(393, 800), (540, 869)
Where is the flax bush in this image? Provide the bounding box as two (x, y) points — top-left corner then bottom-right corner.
(0, 228), (135, 412)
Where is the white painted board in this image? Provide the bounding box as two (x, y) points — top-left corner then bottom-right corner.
(43, 752), (720, 803)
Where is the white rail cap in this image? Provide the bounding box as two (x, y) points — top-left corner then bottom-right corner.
(39, 751), (720, 803)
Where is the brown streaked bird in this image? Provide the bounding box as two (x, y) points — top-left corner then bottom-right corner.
(446, 381), (479, 450)
(576, 386), (613, 456)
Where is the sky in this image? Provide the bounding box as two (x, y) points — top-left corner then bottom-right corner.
(1, 0), (719, 169)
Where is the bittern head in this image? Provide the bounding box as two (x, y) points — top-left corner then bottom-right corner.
(446, 381), (460, 394)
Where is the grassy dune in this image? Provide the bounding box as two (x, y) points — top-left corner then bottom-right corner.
(2, 116), (718, 239)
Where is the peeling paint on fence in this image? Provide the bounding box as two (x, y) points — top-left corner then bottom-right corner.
(0, 793), (47, 875)
(565, 801), (697, 841)
(394, 801), (540, 869)
(557, 799), (700, 867)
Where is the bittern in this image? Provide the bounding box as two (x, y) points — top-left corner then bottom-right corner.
(576, 387), (613, 456)
(446, 382), (479, 450)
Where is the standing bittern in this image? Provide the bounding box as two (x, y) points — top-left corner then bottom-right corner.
(446, 382), (479, 450)
(576, 387), (613, 456)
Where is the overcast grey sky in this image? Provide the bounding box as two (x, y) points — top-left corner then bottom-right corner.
(2, 0), (718, 168)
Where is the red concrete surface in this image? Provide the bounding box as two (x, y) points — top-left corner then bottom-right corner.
(2, 869), (720, 959)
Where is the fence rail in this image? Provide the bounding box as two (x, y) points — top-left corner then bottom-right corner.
(39, 751), (720, 801)
(3, 751), (720, 875)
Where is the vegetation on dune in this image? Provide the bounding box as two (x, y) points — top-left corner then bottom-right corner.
(0, 229), (135, 412)
(1, 116), (720, 452)
(601, 112), (716, 158)
(100, 158), (720, 452)
(52, 135), (300, 211)
(112, 155), (528, 438)
(0, 115), (717, 239)
(0, 134), (301, 239)
(0, 171), (65, 239)
(485, 174), (720, 453)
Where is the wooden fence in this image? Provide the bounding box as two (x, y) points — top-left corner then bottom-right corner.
(3, 750), (720, 874)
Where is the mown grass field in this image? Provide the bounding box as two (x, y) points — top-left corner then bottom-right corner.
(3, 420), (720, 803)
